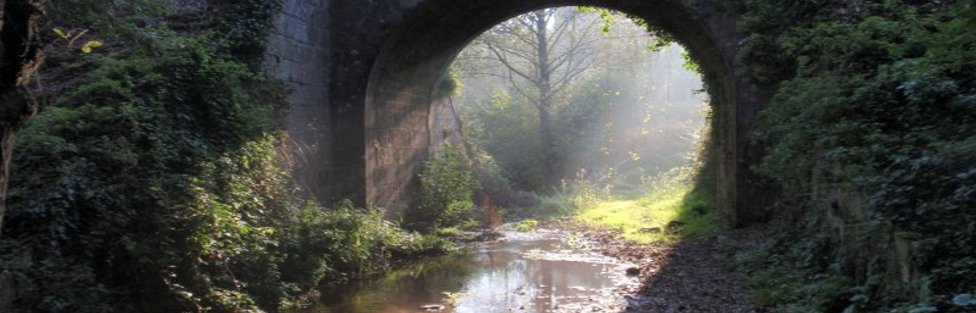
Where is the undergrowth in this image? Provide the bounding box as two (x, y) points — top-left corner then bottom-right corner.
(0, 1), (448, 312)
(740, 1), (976, 311)
(409, 145), (480, 232)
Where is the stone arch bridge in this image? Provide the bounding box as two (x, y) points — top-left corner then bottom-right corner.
(266, 0), (769, 226)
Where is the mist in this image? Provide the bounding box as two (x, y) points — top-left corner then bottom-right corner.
(450, 7), (708, 195)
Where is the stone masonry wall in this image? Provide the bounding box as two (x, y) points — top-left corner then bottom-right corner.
(267, 0), (333, 203)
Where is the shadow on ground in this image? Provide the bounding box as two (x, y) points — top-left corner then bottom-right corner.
(591, 225), (775, 313)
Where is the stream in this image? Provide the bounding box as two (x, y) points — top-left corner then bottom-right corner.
(302, 230), (640, 313)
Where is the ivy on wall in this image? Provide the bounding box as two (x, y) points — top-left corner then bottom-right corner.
(741, 1), (976, 311)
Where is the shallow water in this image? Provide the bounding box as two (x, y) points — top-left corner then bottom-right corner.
(304, 231), (636, 313)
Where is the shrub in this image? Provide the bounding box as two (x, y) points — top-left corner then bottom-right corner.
(411, 146), (480, 232)
(514, 219), (539, 232)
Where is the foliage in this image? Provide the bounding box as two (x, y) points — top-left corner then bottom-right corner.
(0, 1), (448, 312)
(576, 6), (672, 48)
(51, 28), (104, 54)
(411, 146), (480, 232)
(45, 0), (170, 34)
(748, 265), (856, 313)
(733, 236), (861, 313)
(460, 90), (548, 191)
(578, 6), (621, 33)
(277, 201), (448, 296)
(680, 51), (701, 74)
(742, 1), (976, 311)
(211, 0), (285, 58)
(513, 219), (539, 232)
(435, 69), (463, 99)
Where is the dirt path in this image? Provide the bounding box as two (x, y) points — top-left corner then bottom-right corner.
(550, 220), (771, 313)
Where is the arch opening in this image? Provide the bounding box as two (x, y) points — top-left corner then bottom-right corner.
(363, 0), (743, 223)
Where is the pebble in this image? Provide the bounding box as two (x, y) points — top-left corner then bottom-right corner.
(625, 266), (641, 276)
(419, 304), (445, 311)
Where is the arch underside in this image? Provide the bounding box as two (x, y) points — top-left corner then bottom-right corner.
(362, 0), (754, 224)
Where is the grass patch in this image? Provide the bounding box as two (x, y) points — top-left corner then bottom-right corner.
(514, 219), (539, 232)
(575, 184), (716, 243)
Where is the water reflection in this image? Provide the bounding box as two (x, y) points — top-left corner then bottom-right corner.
(307, 233), (628, 313)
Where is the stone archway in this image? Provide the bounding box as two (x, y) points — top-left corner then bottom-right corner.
(330, 0), (763, 225)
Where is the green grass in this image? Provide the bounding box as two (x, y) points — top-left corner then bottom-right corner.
(575, 184), (716, 243)
(514, 219), (539, 232)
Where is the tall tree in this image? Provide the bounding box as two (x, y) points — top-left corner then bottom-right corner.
(0, 0), (46, 237)
(476, 8), (600, 182)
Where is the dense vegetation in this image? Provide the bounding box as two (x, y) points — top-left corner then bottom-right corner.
(0, 1), (444, 312)
(740, 1), (976, 311)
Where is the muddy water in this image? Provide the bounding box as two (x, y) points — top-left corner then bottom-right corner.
(304, 231), (637, 313)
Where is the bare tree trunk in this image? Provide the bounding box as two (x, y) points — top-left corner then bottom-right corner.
(0, 0), (46, 238)
(537, 105), (562, 181)
(533, 11), (562, 182)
